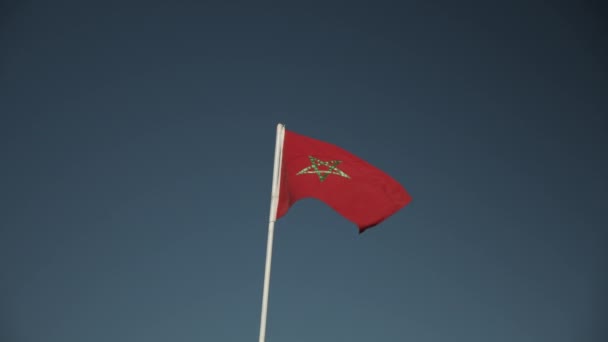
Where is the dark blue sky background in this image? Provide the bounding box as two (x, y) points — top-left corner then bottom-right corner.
(1, 1), (606, 341)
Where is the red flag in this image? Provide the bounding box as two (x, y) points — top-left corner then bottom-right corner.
(275, 128), (411, 232)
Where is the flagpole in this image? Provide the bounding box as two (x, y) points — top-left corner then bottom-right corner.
(259, 123), (285, 342)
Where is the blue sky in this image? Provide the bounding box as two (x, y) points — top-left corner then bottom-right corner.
(1, 1), (606, 341)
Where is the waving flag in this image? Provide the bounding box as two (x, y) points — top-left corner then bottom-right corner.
(275, 127), (411, 232)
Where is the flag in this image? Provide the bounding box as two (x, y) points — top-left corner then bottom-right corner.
(275, 127), (412, 232)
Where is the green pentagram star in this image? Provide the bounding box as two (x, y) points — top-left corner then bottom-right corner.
(296, 156), (351, 182)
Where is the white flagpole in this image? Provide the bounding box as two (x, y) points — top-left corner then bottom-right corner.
(259, 123), (285, 342)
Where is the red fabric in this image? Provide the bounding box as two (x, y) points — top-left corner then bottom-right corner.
(276, 129), (412, 232)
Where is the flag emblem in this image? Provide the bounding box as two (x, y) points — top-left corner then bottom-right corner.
(296, 156), (351, 182)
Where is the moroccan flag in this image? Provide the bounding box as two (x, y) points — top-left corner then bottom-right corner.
(275, 127), (412, 232)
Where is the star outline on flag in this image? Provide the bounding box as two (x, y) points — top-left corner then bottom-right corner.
(296, 156), (351, 182)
